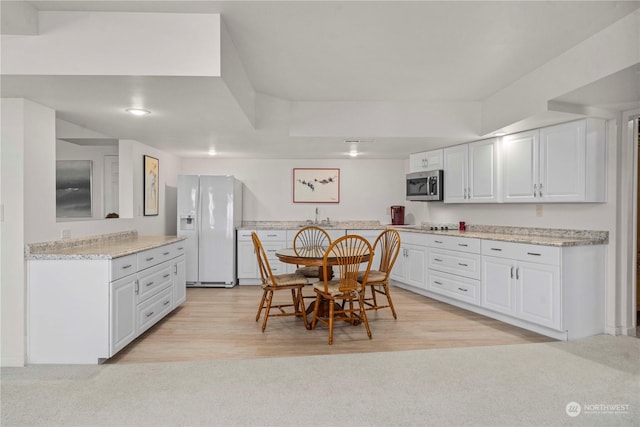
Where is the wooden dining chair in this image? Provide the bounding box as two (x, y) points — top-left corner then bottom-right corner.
(358, 229), (401, 319)
(252, 232), (309, 332)
(293, 226), (331, 279)
(311, 235), (373, 345)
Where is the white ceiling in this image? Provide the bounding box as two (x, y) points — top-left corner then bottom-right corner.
(2, 1), (639, 159)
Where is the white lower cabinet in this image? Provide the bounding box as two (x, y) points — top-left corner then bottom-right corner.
(480, 240), (602, 338)
(237, 228), (347, 282)
(390, 232), (427, 290)
(28, 240), (186, 364)
(390, 231), (605, 341)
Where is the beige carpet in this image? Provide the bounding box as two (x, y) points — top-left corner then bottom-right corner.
(2, 335), (638, 426)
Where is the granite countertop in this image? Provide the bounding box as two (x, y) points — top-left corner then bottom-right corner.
(394, 225), (608, 247)
(240, 221), (608, 247)
(25, 231), (186, 260)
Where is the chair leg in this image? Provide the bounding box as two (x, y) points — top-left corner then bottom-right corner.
(311, 293), (321, 330)
(256, 289), (268, 322)
(297, 288), (310, 330)
(261, 290), (274, 332)
(359, 297), (372, 339)
(328, 298), (334, 345)
(384, 283), (397, 319)
(370, 284), (378, 308)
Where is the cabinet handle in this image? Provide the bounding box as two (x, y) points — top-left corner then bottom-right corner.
(539, 183), (543, 197)
(146, 311), (154, 318)
(510, 267), (514, 279)
(434, 240), (443, 244)
(457, 287), (468, 292)
(533, 184), (537, 197)
(490, 248), (502, 251)
(458, 263), (468, 267)
(468, 187), (471, 198)
(516, 268), (520, 280)
(458, 243), (468, 247)
(267, 234), (277, 237)
(463, 188), (467, 199)
(135, 279), (139, 295)
(434, 281), (443, 285)
(163, 274), (171, 279)
(146, 281), (154, 287)
(122, 264), (132, 269)
(177, 247), (184, 250)
(434, 258), (443, 262)
(527, 252), (541, 256)
(163, 251), (170, 256)
(174, 265), (178, 274)
(146, 257), (154, 261)
(163, 300), (170, 306)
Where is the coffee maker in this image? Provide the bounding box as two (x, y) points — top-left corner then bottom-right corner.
(390, 205), (405, 225)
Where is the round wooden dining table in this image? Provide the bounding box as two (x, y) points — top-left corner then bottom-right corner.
(275, 246), (371, 323)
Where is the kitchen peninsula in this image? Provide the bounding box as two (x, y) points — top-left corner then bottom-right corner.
(25, 231), (187, 364)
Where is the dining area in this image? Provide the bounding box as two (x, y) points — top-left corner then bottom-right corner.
(252, 226), (401, 345)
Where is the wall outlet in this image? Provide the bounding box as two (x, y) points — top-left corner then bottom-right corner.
(61, 229), (71, 239)
(535, 204), (543, 217)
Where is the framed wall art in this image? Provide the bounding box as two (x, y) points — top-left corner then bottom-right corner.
(293, 168), (340, 203)
(143, 155), (159, 216)
(56, 160), (93, 218)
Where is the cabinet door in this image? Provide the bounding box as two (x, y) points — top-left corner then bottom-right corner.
(173, 256), (186, 307)
(539, 120), (586, 202)
(389, 248), (406, 282)
(481, 256), (516, 316)
(237, 240), (258, 281)
(109, 276), (137, 356)
(468, 138), (498, 202)
(409, 150), (443, 172)
(443, 145), (468, 203)
(502, 130), (538, 202)
(516, 261), (560, 330)
(405, 244), (426, 289)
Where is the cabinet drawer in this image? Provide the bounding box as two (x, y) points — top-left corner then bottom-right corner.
(137, 247), (166, 270)
(481, 240), (559, 265)
(111, 254), (138, 281)
(137, 287), (173, 334)
(428, 270), (481, 305)
(137, 263), (172, 303)
(237, 229), (256, 241)
(427, 235), (480, 254)
(428, 248), (481, 280)
(398, 231), (427, 246)
(171, 241), (187, 258)
(257, 230), (287, 241)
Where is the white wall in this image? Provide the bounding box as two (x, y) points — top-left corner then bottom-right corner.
(180, 158), (407, 224)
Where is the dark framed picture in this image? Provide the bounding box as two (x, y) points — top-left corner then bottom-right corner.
(56, 160), (93, 218)
(143, 155), (159, 216)
(293, 168), (340, 203)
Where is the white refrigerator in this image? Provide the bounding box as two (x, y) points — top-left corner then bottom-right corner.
(177, 175), (243, 287)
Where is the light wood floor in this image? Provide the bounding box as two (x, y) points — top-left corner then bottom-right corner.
(108, 284), (555, 364)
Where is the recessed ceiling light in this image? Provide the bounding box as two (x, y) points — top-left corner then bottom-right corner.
(494, 132), (507, 136)
(126, 108), (151, 116)
(349, 150), (359, 157)
(208, 149), (217, 156)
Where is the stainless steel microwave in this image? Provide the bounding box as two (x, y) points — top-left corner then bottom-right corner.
(406, 170), (444, 201)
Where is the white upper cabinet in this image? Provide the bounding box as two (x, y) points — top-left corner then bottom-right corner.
(502, 119), (606, 203)
(444, 138), (498, 203)
(409, 149), (443, 172)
